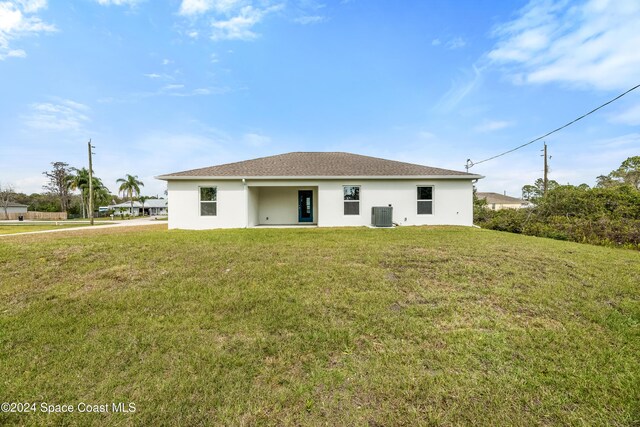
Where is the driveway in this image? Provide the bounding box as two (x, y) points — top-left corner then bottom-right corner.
(0, 217), (166, 237)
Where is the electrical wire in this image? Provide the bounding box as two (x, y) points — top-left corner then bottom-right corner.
(467, 83), (640, 169)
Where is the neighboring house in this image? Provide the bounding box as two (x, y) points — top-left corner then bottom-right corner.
(156, 152), (483, 229)
(3, 202), (28, 215)
(106, 199), (168, 216)
(477, 192), (529, 210)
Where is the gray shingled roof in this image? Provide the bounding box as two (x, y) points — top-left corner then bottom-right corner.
(158, 152), (481, 179)
(477, 192), (526, 204)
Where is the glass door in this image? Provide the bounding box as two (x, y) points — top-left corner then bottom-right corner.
(298, 190), (313, 222)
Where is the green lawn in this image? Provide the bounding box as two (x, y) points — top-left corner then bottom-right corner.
(0, 224), (95, 235)
(0, 225), (638, 426)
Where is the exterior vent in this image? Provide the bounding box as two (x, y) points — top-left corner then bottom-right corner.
(371, 206), (393, 227)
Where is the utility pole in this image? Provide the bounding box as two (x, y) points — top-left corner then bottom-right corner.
(542, 142), (549, 196)
(88, 139), (94, 225)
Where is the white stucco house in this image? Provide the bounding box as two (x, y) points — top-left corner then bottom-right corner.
(156, 152), (483, 230)
(106, 199), (168, 216)
(477, 192), (530, 210)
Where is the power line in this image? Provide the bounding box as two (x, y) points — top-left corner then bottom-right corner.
(465, 83), (640, 171)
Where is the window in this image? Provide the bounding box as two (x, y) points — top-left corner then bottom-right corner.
(417, 186), (433, 215)
(200, 187), (217, 216)
(343, 186), (360, 215)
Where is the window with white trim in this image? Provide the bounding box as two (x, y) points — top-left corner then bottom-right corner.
(343, 186), (360, 215)
(200, 187), (217, 216)
(417, 186), (433, 215)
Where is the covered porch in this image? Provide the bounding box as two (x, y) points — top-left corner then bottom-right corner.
(247, 185), (318, 227)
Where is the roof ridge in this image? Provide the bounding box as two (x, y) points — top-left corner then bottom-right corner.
(157, 152), (481, 178)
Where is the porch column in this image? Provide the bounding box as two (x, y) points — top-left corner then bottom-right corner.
(243, 178), (248, 228)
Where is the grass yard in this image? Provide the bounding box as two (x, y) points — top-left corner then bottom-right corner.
(0, 225), (638, 426)
(0, 223), (97, 235)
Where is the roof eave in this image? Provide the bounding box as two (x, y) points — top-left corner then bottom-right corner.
(155, 174), (485, 181)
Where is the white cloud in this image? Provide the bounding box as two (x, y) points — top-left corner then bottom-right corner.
(59, 98), (90, 111)
(446, 37), (465, 49)
(95, 0), (144, 6)
(433, 64), (484, 113)
(610, 104), (640, 126)
(594, 132), (640, 149)
(293, 15), (324, 25)
(488, 0), (640, 90)
(431, 36), (466, 49)
(16, 0), (46, 13)
(109, 129), (237, 195)
(210, 4), (282, 41)
(162, 58), (173, 65)
(23, 99), (90, 132)
(178, 1), (284, 42)
(243, 132), (271, 147)
(172, 86), (230, 96)
(5, 47), (23, 56)
(474, 120), (513, 132)
(162, 84), (185, 90)
(0, 0), (56, 60)
(417, 131), (435, 140)
(143, 72), (174, 81)
(95, 85), (229, 103)
(179, 0), (242, 16)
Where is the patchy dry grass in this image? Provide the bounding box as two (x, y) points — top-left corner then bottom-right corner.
(0, 225), (638, 426)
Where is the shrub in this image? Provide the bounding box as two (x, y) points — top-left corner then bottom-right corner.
(475, 185), (640, 250)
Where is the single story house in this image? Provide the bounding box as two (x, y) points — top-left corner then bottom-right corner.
(477, 192), (529, 210)
(156, 152), (483, 229)
(106, 199), (168, 216)
(3, 202), (28, 215)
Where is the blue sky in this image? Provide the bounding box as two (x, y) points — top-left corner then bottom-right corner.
(1, 0), (639, 198)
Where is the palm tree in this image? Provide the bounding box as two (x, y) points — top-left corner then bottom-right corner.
(66, 168), (109, 218)
(117, 174), (144, 216)
(66, 168), (89, 218)
(138, 195), (149, 216)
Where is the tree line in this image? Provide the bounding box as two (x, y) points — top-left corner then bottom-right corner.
(474, 156), (640, 250)
(1, 161), (150, 219)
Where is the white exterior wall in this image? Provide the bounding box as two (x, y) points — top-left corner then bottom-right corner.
(166, 178), (474, 229)
(317, 179), (473, 227)
(167, 180), (246, 229)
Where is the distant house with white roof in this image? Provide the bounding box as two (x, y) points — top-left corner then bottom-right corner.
(477, 192), (529, 210)
(3, 202), (28, 215)
(105, 199), (168, 216)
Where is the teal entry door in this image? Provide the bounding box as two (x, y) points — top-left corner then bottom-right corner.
(298, 190), (313, 223)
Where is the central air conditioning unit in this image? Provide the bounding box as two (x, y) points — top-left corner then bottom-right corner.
(371, 206), (393, 227)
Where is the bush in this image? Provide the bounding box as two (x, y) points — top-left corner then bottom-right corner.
(475, 185), (640, 250)
(479, 208), (529, 233)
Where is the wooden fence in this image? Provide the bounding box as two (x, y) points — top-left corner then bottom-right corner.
(3, 211), (68, 220)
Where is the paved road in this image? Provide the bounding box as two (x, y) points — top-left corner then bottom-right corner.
(0, 217), (167, 237)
